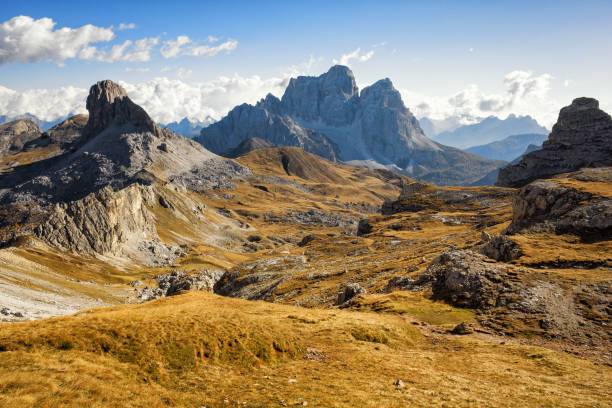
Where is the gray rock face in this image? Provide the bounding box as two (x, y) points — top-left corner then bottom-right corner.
(0, 80), (250, 260)
(197, 99), (339, 161)
(137, 269), (226, 301)
(35, 185), (182, 265)
(497, 98), (612, 187)
(480, 235), (522, 262)
(281, 65), (359, 126)
(336, 283), (366, 305)
(0, 118), (42, 158)
(0, 80), (246, 205)
(84, 80), (158, 137)
(507, 169), (612, 239)
(27, 114), (89, 151)
(198, 65), (502, 186)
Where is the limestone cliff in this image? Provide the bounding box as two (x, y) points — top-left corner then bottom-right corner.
(197, 65), (502, 186)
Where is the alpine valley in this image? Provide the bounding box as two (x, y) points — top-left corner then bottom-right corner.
(0, 72), (610, 408)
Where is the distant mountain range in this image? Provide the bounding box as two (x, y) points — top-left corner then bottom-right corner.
(162, 117), (215, 138)
(0, 113), (68, 131)
(466, 133), (548, 161)
(469, 142), (541, 186)
(421, 114), (548, 149)
(0, 114), (214, 139)
(197, 65), (503, 186)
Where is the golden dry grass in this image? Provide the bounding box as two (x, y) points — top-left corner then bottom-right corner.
(1, 291), (611, 408)
(0, 149), (610, 406)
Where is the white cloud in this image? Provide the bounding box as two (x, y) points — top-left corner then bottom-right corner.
(83, 37), (159, 62)
(332, 47), (374, 67)
(0, 16), (236, 66)
(564, 79), (573, 88)
(119, 74), (290, 124)
(118, 23), (136, 30)
(0, 84), (88, 121)
(0, 16), (114, 66)
(401, 70), (559, 127)
(0, 72), (291, 125)
(469, 47), (474, 52)
(160, 36), (238, 59)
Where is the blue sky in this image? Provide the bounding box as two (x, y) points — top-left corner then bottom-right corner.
(1, 0), (611, 127)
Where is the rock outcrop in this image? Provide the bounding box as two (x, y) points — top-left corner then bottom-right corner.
(0, 118), (42, 158)
(336, 283), (367, 305)
(198, 65), (503, 186)
(497, 98), (612, 187)
(0, 80), (248, 205)
(25, 114), (88, 151)
(137, 269), (226, 301)
(225, 137), (276, 158)
(34, 185), (182, 265)
(409, 250), (611, 344)
(0, 80), (250, 261)
(506, 168), (612, 239)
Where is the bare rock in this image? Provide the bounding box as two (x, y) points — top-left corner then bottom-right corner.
(498, 98), (612, 187)
(137, 269), (226, 302)
(337, 283), (367, 305)
(424, 250), (520, 309)
(356, 218), (372, 236)
(507, 172), (612, 239)
(451, 322), (475, 335)
(0, 118), (42, 158)
(481, 235), (522, 261)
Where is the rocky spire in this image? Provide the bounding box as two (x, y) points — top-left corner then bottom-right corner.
(497, 97), (612, 187)
(84, 80), (158, 136)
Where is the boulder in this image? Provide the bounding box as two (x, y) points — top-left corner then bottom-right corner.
(336, 283), (367, 305)
(481, 235), (522, 261)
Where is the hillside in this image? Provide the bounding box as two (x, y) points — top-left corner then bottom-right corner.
(1, 290), (610, 407)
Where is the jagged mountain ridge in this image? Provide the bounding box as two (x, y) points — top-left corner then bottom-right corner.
(0, 80), (246, 205)
(0, 80), (250, 265)
(197, 65), (503, 186)
(466, 133), (547, 161)
(162, 117), (214, 138)
(431, 114), (549, 149)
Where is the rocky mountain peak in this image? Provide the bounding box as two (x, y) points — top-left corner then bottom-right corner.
(281, 65), (359, 126)
(562, 97), (599, 113)
(257, 93), (282, 113)
(360, 78), (405, 110)
(84, 79), (158, 137)
(0, 118), (42, 158)
(497, 97), (612, 187)
(549, 97), (610, 145)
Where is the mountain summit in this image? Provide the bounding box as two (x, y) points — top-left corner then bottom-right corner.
(497, 97), (612, 187)
(197, 65), (502, 185)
